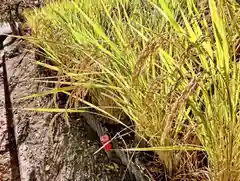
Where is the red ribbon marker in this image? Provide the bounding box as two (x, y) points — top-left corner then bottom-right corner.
(100, 135), (112, 152)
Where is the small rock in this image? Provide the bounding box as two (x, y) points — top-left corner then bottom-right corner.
(3, 37), (14, 47)
(0, 23), (12, 35)
(21, 145), (28, 151)
(45, 165), (50, 171)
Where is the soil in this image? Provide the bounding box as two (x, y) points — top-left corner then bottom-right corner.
(0, 29), (135, 181)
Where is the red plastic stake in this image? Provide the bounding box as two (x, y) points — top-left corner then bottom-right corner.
(100, 135), (112, 152)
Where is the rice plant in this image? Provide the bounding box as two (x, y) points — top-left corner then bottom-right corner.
(25, 0), (240, 180)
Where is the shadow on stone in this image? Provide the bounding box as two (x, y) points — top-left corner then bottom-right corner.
(2, 54), (21, 181)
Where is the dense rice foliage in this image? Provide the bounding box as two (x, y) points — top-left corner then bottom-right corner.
(25, 0), (240, 180)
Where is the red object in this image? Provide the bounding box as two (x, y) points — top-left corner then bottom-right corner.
(100, 135), (112, 152)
